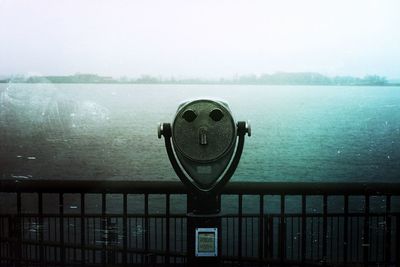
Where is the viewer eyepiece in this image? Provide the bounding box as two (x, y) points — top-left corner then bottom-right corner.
(158, 99), (250, 193)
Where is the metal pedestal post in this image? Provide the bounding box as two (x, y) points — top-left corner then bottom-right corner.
(187, 193), (222, 267)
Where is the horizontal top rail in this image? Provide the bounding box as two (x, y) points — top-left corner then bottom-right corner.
(1, 180), (400, 195)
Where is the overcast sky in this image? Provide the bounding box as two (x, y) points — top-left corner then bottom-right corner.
(0, 0), (399, 79)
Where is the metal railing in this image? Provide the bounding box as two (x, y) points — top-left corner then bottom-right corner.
(1, 180), (400, 266)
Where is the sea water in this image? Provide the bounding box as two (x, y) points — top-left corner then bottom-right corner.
(1, 83), (399, 248)
(1, 83), (399, 183)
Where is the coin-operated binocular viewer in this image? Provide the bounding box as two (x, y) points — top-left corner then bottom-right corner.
(158, 99), (250, 265)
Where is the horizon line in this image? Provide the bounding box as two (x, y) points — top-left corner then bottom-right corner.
(0, 71), (398, 80)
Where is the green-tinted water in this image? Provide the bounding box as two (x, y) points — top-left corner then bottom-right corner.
(1, 84), (399, 182)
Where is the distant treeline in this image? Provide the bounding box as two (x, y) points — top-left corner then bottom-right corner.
(0, 72), (396, 86)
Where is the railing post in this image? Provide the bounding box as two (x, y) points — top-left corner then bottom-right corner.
(279, 194), (286, 266)
(322, 195), (328, 265)
(59, 193), (65, 267)
(80, 193), (85, 266)
(343, 195), (349, 266)
(186, 192), (221, 267)
(8, 216), (14, 263)
(238, 194), (243, 265)
(266, 215), (274, 260)
(16, 192), (22, 267)
(101, 193), (106, 267)
(165, 194), (170, 266)
(258, 194), (264, 266)
(301, 195), (307, 266)
(384, 195), (391, 267)
(396, 214), (400, 267)
(122, 193), (128, 267)
(363, 195), (370, 267)
(144, 193), (149, 265)
(38, 192), (44, 267)
(101, 194), (117, 266)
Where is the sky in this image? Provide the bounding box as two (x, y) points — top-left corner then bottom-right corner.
(0, 0), (399, 79)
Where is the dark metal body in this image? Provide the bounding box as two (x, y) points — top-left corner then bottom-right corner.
(160, 121), (247, 266)
(159, 99), (250, 266)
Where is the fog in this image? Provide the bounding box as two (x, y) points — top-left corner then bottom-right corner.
(0, 0), (399, 79)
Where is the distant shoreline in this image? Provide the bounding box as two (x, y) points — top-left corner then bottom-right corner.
(1, 72), (398, 86)
(1, 81), (400, 86)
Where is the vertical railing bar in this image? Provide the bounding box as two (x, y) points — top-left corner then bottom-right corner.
(165, 194), (170, 266)
(317, 213), (320, 260)
(174, 217), (177, 254)
(44, 239), (47, 264)
(226, 216), (230, 256)
(136, 217), (140, 264)
(16, 192), (22, 267)
(238, 194), (243, 265)
(101, 193), (106, 267)
(122, 193), (127, 267)
(38, 192), (44, 267)
(54, 215), (58, 260)
(1, 217), (3, 260)
(356, 216), (360, 261)
(372, 215), (376, 262)
(279, 194), (285, 266)
(297, 215), (301, 261)
(29, 216), (32, 260)
(301, 195), (306, 266)
(245, 217), (248, 258)
(330, 217), (334, 262)
(144, 193), (149, 265)
(141, 216), (145, 264)
(47, 215), (51, 261)
(249, 216), (255, 257)
(258, 194), (264, 266)
(92, 218), (96, 264)
(35, 216), (39, 265)
(264, 214), (268, 260)
(384, 195), (391, 267)
(29, 214), (34, 259)
(128, 217), (132, 264)
(322, 194), (327, 266)
(161, 216), (164, 252)
(59, 193), (65, 267)
(396, 212), (400, 267)
(5, 215), (9, 263)
(5, 217), (8, 263)
(310, 217), (314, 261)
(158, 217), (161, 252)
(1, 217), (2, 260)
(233, 213), (236, 258)
(180, 217), (183, 255)
(67, 217), (70, 261)
(135, 217), (138, 264)
(4, 216), (7, 264)
(73, 216), (77, 263)
(350, 216), (354, 263)
(252, 217), (255, 257)
(150, 217), (153, 253)
(80, 193), (85, 266)
(291, 217), (294, 260)
(363, 194), (370, 267)
(378, 216), (386, 262)
(155, 216), (158, 251)
(343, 195), (348, 266)
(336, 216), (340, 263)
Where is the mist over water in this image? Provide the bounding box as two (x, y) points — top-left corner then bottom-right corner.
(0, 83), (399, 182)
